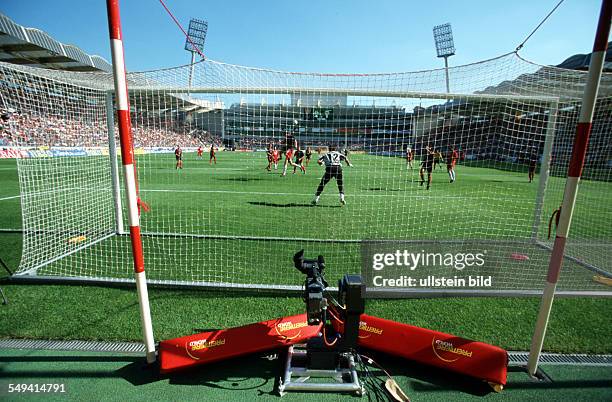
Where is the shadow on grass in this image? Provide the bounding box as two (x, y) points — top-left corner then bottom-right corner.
(503, 365), (612, 390)
(4, 350), (610, 397)
(116, 358), (165, 386)
(363, 187), (404, 192)
(0, 355), (142, 363)
(119, 348), (487, 398)
(248, 201), (340, 208)
(375, 355), (612, 394)
(216, 177), (263, 182)
(119, 351), (282, 397)
(360, 350), (494, 397)
(0, 353), (149, 379)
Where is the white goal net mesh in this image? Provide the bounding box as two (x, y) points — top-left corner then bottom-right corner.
(1, 52), (610, 295)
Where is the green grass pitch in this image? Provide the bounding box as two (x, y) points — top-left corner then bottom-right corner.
(15, 151), (607, 291)
(0, 153), (611, 354)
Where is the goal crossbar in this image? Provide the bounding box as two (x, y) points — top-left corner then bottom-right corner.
(120, 87), (559, 103)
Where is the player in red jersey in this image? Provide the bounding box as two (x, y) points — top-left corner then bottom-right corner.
(272, 148), (280, 170)
(281, 131), (299, 176)
(446, 145), (459, 183)
(197, 146), (203, 159)
(209, 144), (217, 165)
(406, 146), (414, 169)
(265, 144), (279, 171)
(174, 146), (183, 170)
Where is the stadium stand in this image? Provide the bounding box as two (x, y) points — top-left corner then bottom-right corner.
(0, 12), (111, 72)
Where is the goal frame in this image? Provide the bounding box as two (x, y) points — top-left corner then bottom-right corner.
(11, 87), (611, 297)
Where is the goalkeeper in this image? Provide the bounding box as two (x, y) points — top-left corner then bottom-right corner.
(419, 145), (435, 190)
(312, 146), (353, 206)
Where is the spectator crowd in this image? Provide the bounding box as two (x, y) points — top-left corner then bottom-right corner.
(0, 108), (221, 148)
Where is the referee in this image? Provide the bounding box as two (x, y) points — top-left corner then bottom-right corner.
(312, 146), (353, 206)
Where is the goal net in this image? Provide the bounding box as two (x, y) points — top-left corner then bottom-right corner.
(1, 52), (610, 295)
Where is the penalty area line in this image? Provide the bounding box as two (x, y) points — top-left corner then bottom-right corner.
(140, 188), (478, 199)
(153, 167), (251, 171)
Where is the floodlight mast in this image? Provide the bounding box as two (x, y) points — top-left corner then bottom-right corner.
(189, 53), (196, 87)
(184, 18), (208, 89)
(433, 23), (456, 94)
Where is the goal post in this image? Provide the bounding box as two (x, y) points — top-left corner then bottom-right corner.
(527, 0), (612, 376)
(531, 99), (558, 241)
(106, 0), (155, 364)
(105, 91), (125, 236)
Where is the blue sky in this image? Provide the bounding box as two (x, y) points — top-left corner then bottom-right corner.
(1, 0), (607, 73)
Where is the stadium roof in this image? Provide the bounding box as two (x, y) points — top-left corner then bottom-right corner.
(0, 12), (111, 72)
(0, 13), (223, 114)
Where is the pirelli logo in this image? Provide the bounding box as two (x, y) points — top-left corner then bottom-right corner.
(359, 321), (383, 335)
(189, 338), (226, 351)
(276, 321), (308, 332)
(432, 338), (473, 363)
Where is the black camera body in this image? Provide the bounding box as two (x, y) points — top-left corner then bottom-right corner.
(293, 249), (328, 326)
(293, 250), (365, 347)
(337, 274), (365, 351)
(292, 249), (366, 371)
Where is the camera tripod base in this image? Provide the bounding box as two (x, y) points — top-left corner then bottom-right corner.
(278, 344), (365, 396)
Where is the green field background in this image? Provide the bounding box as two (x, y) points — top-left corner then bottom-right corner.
(0, 154), (611, 354)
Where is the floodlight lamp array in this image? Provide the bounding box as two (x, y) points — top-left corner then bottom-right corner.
(184, 18), (208, 53)
(433, 23), (455, 58)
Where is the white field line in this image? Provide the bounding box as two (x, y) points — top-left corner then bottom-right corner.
(0, 186), (103, 201)
(0, 188), (468, 200)
(151, 167), (251, 171)
(455, 172), (524, 177)
(0, 186), (111, 202)
(140, 188), (515, 201)
(0, 166), (541, 178)
(151, 167), (530, 180)
(0, 188), (524, 203)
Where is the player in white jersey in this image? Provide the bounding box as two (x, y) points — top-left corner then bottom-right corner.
(312, 146), (353, 206)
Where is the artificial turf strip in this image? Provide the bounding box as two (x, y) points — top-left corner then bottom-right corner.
(0, 348), (610, 401)
(0, 277), (611, 354)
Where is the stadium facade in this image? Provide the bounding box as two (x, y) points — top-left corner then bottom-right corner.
(216, 102), (412, 152)
(0, 11), (610, 171)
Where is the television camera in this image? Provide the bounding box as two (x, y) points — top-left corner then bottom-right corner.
(159, 250), (508, 397)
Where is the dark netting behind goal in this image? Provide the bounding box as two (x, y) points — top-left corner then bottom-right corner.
(2, 52), (611, 295)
